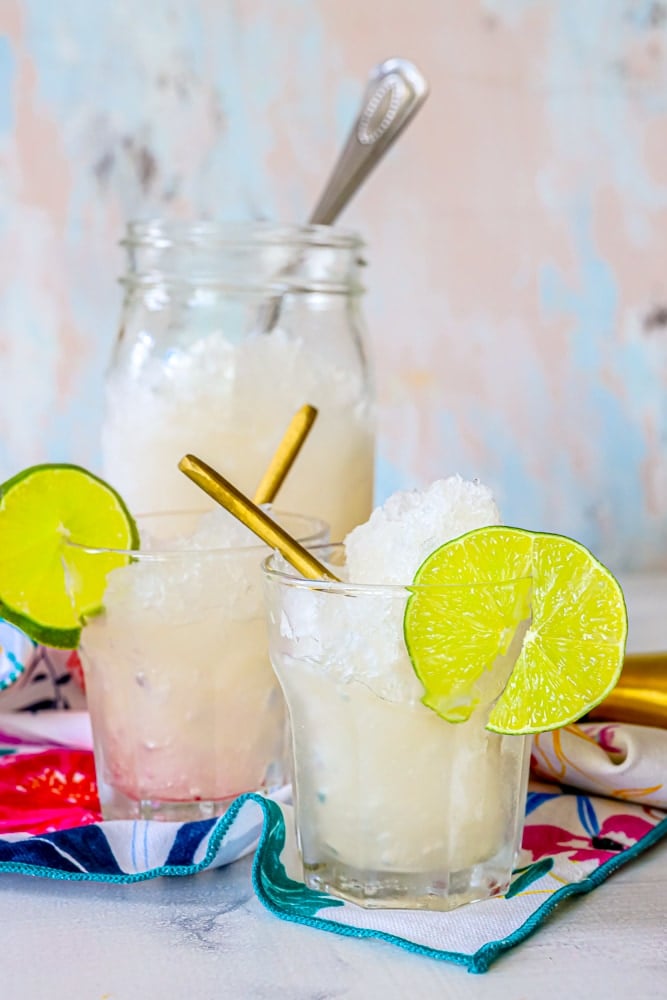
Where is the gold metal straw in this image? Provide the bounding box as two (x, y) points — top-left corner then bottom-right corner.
(253, 404), (318, 505)
(179, 454), (340, 582)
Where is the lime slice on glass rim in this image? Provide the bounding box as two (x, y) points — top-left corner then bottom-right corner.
(0, 464), (138, 649)
(403, 526), (628, 735)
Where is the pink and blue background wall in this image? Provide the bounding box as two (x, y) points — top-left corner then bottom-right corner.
(1, 1), (666, 570)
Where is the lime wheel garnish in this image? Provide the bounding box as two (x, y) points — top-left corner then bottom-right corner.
(404, 526), (627, 734)
(0, 464), (138, 649)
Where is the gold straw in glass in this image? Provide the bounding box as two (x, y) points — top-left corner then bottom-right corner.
(253, 404), (318, 505)
(178, 454), (340, 582)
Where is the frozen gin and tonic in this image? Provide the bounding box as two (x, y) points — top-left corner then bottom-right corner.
(0, 464), (326, 821)
(263, 478), (627, 910)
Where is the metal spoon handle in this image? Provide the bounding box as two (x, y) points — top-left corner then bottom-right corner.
(308, 58), (429, 225)
(253, 58), (428, 334)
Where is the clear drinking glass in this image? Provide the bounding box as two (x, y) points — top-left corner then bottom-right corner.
(72, 510), (327, 822)
(102, 221), (375, 541)
(263, 545), (531, 911)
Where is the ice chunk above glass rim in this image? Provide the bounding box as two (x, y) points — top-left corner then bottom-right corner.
(272, 476), (502, 702)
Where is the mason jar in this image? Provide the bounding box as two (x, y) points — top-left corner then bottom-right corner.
(101, 222), (375, 541)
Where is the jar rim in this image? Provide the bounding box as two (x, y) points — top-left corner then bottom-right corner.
(122, 219), (364, 252)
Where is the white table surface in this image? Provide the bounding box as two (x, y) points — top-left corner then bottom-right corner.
(3, 835), (666, 999)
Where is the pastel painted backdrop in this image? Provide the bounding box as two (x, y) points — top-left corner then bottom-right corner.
(1, 0), (667, 570)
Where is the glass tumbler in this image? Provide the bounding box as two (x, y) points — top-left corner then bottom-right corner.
(263, 545), (531, 911)
(72, 510), (327, 822)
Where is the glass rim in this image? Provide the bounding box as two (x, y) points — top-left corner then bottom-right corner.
(122, 219), (364, 252)
(64, 509), (328, 559)
(262, 544), (533, 595)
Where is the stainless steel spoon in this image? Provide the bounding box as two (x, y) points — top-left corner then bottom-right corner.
(309, 57), (429, 225)
(257, 57), (429, 332)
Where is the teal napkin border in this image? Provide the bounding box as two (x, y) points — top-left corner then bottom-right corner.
(2, 792), (666, 974)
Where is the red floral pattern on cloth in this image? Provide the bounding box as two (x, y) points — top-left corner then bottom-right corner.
(0, 748), (101, 834)
(522, 810), (656, 865)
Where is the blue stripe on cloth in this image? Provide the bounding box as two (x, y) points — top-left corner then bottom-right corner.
(19, 826), (124, 875)
(0, 825), (122, 875)
(525, 791), (560, 815)
(165, 818), (217, 866)
(576, 795), (600, 837)
(0, 837), (87, 874)
(131, 822), (138, 870)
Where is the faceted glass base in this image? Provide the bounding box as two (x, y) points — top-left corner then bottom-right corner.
(304, 858), (513, 912)
(95, 746), (289, 822)
(99, 785), (245, 822)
